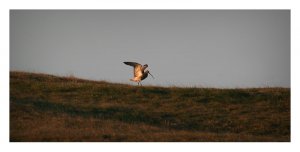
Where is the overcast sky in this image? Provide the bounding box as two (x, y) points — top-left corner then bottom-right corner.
(10, 10), (290, 88)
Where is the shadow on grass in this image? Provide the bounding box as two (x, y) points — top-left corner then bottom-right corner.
(14, 99), (166, 127)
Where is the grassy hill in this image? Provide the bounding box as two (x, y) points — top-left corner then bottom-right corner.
(10, 71), (290, 142)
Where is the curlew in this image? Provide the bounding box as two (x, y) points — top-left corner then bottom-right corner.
(123, 62), (154, 86)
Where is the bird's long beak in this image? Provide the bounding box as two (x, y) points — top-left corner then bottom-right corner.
(149, 72), (155, 79)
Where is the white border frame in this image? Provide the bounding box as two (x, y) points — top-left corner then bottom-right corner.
(1, 0), (298, 152)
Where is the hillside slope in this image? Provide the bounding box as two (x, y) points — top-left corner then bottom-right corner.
(10, 72), (290, 141)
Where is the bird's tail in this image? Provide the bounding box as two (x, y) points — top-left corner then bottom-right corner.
(130, 78), (140, 82)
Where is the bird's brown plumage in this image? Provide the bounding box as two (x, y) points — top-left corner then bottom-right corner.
(123, 62), (153, 85)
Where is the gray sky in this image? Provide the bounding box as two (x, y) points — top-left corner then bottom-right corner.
(10, 10), (290, 88)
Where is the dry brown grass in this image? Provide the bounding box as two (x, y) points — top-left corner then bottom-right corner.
(10, 71), (290, 142)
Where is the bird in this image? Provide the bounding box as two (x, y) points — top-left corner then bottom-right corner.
(123, 61), (154, 86)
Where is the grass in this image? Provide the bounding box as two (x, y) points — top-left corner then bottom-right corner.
(10, 71), (290, 142)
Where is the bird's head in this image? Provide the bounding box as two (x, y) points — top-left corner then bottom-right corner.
(143, 64), (148, 68)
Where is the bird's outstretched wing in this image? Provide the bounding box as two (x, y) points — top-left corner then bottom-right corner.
(123, 62), (141, 67)
(123, 62), (143, 78)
